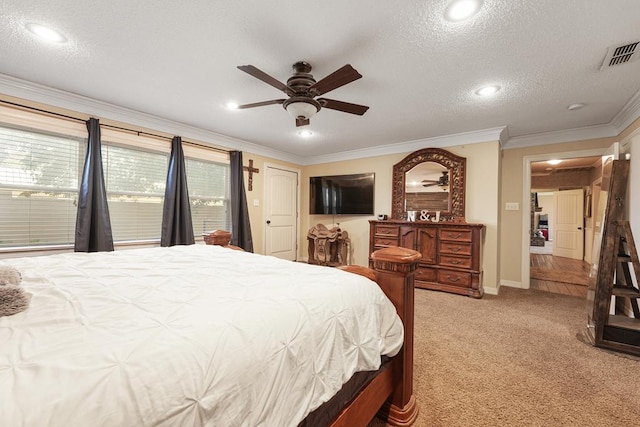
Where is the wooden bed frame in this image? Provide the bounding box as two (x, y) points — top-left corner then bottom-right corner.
(204, 234), (421, 426)
(334, 246), (421, 427)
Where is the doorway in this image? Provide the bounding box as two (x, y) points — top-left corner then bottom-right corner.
(523, 151), (604, 296)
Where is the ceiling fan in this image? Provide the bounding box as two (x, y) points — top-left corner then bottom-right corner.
(422, 171), (449, 188)
(235, 61), (369, 127)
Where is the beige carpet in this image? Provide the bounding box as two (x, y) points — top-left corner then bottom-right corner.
(369, 287), (640, 427)
(530, 266), (589, 286)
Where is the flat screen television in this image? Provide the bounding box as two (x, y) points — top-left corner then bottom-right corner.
(309, 173), (375, 215)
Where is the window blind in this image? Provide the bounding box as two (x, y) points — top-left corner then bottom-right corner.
(185, 155), (230, 238)
(0, 124), (85, 248)
(101, 142), (168, 242)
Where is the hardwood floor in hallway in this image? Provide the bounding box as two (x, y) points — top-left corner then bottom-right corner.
(530, 253), (590, 298)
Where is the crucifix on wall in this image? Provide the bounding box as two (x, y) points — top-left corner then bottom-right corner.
(243, 159), (259, 191)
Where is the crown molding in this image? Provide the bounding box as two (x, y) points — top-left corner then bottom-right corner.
(0, 73), (304, 164)
(611, 88), (640, 134)
(503, 123), (617, 150)
(302, 126), (507, 165)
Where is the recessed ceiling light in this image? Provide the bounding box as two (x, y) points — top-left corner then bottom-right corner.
(25, 23), (67, 43)
(567, 103), (585, 111)
(225, 102), (239, 110)
(445, 0), (483, 22)
(475, 85), (501, 96)
(547, 159), (562, 165)
(298, 130), (313, 138)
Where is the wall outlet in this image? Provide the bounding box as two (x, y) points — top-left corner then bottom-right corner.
(253, 199), (260, 207)
(505, 202), (519, 211)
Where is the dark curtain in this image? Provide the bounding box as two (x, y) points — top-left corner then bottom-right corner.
(74, 118), (114, 252)
(161, 136), (195, 246)
(230, 151), (254, 252)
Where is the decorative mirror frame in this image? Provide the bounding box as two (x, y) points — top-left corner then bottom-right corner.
(391, 147), (466, 220)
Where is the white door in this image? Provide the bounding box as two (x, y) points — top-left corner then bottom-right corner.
(264, 165), (299, 261)
(552, 189), (584, 260)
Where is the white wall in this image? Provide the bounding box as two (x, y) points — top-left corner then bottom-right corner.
(622, 127), (639, 248)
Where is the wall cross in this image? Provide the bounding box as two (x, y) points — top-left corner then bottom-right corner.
(243, 159), (259, 191)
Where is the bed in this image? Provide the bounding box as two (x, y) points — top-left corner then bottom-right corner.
(0, 244), (419, 426)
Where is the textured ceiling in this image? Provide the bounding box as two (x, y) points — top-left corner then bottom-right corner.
(0, 0), (639, 162)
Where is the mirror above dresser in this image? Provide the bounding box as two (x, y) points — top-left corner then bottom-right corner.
(391, 147), (466, 221)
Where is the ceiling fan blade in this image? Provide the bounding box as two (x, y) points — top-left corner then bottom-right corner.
(237, 65), (292, 95)
(296, 117), (310, 127)
(236, 99), (285, 109)
(309, 64), (362, 96)
(317, 98), (369, 115)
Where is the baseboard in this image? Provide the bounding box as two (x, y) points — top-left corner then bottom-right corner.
(499, 280), (526, 289)
(484, 285), (500, 295)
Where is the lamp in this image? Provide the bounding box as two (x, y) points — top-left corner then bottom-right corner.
(283, 98), (320, 120)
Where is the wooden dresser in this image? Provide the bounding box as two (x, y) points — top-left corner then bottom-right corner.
(369, 220), (484, 298)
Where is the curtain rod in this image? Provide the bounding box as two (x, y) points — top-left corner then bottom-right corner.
(0, 99), (231, 155)
(1, 99), (86, 123)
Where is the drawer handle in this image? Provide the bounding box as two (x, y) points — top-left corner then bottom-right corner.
(448, 232), (462, 239)
(451, 246), (461, 252)
(450, 259), (461, 265)
(446, 275), (460, 282)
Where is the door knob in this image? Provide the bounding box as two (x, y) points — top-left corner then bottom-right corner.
(577, 227), (582, 230)
(266, 220), (271, 224)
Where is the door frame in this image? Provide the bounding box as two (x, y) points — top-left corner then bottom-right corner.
(520, 148), (607, 288)
(263, 162), (301, 259)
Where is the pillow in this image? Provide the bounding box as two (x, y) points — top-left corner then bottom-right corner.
(0, 265), (22, 286)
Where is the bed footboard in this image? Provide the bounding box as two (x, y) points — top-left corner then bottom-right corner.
(337, 247), (421, 426)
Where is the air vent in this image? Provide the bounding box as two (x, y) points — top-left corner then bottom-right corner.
(600, 41), (639, 69)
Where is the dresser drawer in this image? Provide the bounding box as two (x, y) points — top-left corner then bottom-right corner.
(438, 269), (472, 288)
(439, 241), (472, 256)
(439, 254), (472, 269)
(439, 228), (472, 242)
(374, 237), (398, 247)
(375, 225), (399, 237)
(414, 266), (437, 282)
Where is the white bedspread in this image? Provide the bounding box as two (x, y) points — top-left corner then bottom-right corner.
(0, 245), (403, 427)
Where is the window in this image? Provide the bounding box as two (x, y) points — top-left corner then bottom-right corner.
(0, 124), (85, 248)
(185, 152), (230, 238)
(0, 104), (231, 250)
(102, 142), (168, 242)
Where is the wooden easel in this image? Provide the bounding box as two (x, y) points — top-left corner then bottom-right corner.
(587, 159), (640, 356)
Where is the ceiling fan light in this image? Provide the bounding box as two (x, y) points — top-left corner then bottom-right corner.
(286, 101), (319, 120)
